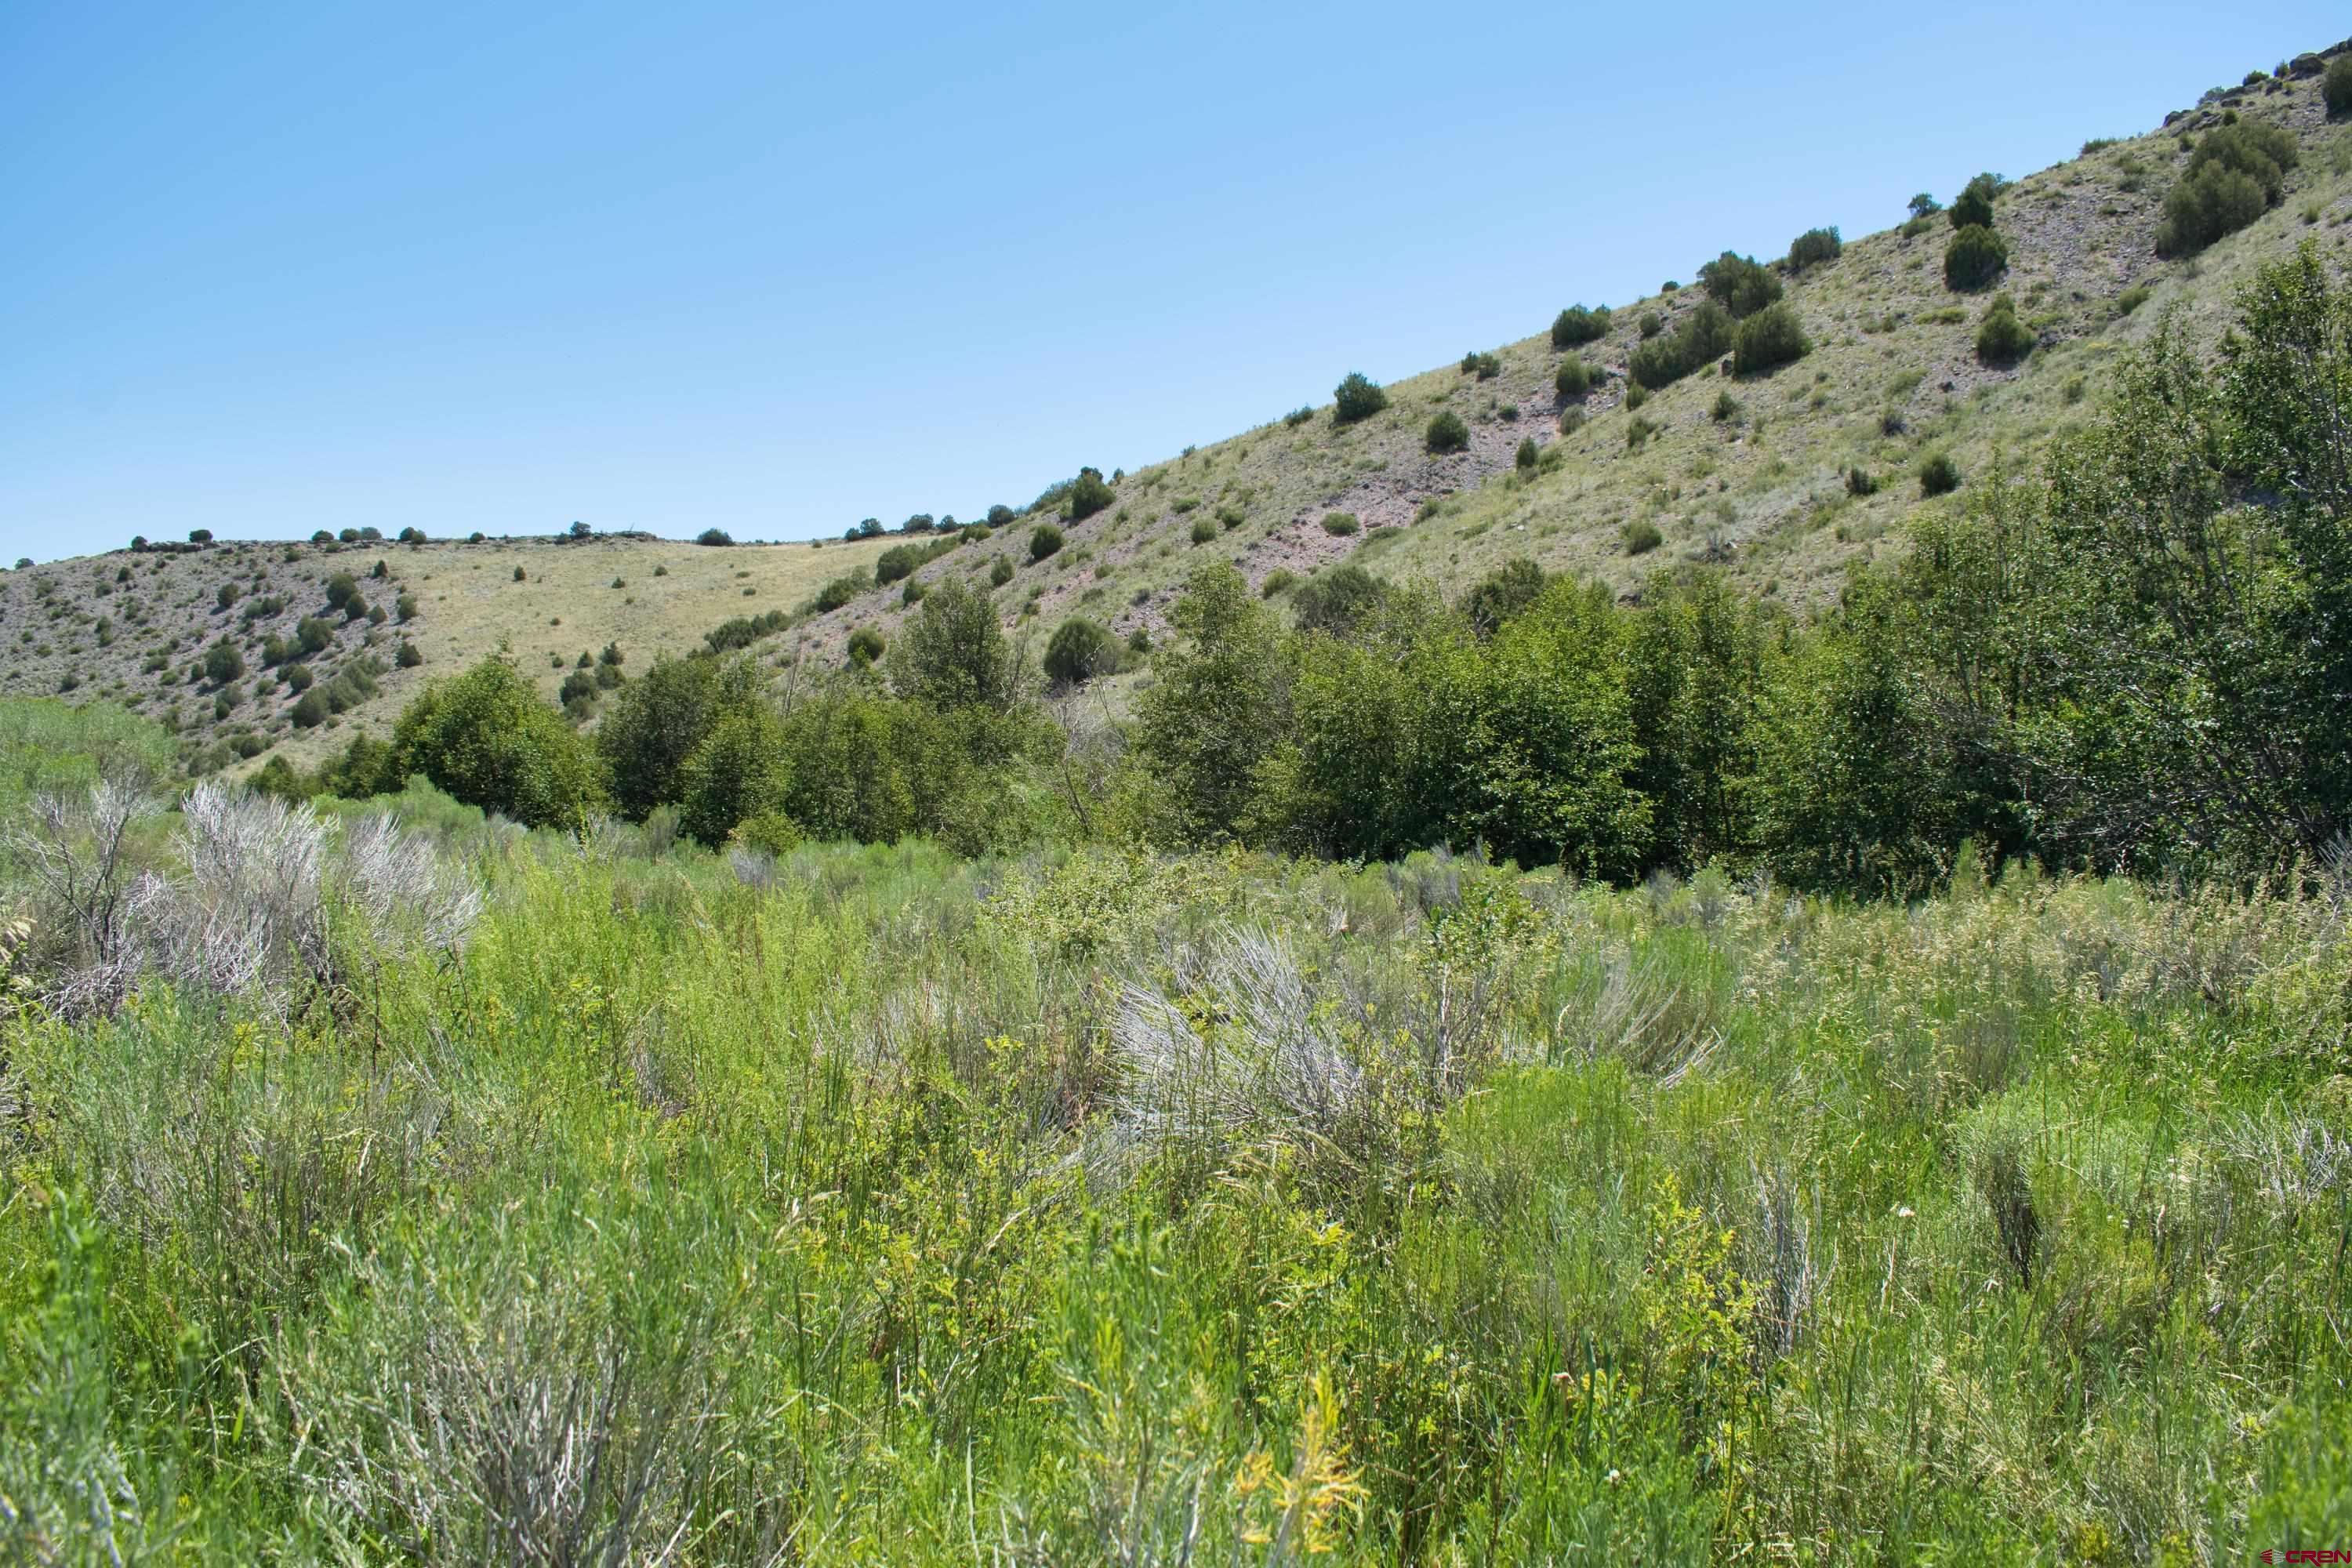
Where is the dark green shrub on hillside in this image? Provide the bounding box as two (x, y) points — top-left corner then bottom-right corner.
(2327, 54), (2352, 117)
(1515, 437), (1539, 471)
(1029, 524), (1064, 561)
(875, 544), (924, 585)
(989, 556), (1015, 587)
(1950, 172), (2001, 230)
(813, 574), (866, 612)
(1292, 563), (1392, 638)
(203, 639), (245, 684)
(282, 662), (314, 693)
(216, 581), (239, 611)
(1624, 519), (1663, 555)
(1638, 311), (1664, 339)
(1846, 466), (1878, 497)
(1711, 390), (1741, 423)
(1463, 557), (1545, 637)
(1918, 453), (1962, 495)
(1628, 299), (1736, 390)
(1697, 252), (1783, 318)
(395, 592), (418, 621)
(387, 656), (601, 827)
(2155, 123), (2297, 255)
(296, 616), (333, 655)
(696, 528), (735, 546)
(1191, 517), (1218, 545)
(1322, 511), (1360, 535)
(1459, 350), (1502, 379)
(846, 627), (885, 667)
(397, 641), (423, 668)
(1283, 405), (1315, 426)
(1733, 303), (1810, 376)
(1788, 227), (1842, 270)
(325, 572), (358, 610)
(1062, 466), (1116, 522)
(704, 609), (789, 652)
(291, 688), (328, 728)
(1550, 304), (1610, 347)
(1908, 192), (1942, 220)
(1944, 224), (2009, 290)
(1332, 372), (1388, 424)
(1425, 410), (1471, 453)
(2158, 168), (2269, 256)
(1975, 293), (2035, 362)
(1555, 357), (1592, 398)
(1044, 617), (1121, 685)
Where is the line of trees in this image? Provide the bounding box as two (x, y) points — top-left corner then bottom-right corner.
(274, 249), (2350, 891)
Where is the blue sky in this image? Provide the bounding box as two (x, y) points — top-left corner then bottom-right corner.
(0, 3), (2338, 561)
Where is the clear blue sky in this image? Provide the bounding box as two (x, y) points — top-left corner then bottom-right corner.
(1, 3), (2338, 561)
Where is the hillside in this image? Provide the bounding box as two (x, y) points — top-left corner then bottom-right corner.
(4, 42), (2350, 776)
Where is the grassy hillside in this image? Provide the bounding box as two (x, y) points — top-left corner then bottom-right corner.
(782, 52), (2352, 658)
(5, 45), (2350, 774)
(0, 532), (895, 772)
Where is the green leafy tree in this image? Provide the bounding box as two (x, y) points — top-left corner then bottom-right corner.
(889, 576), (1018, 713)
(1469, 579), (1650, 879)
(677, 704), (791, 844)
(1628, 575), (1771, 866)
(595, 654), (761, 818)
(385, 655), (602, 828)
(1136, 564), (1294, 840)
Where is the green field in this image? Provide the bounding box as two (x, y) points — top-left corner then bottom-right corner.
(3, 793), (2348, 1562)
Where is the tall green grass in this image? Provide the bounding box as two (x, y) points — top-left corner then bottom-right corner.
(3, 815), (2349, 1561)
